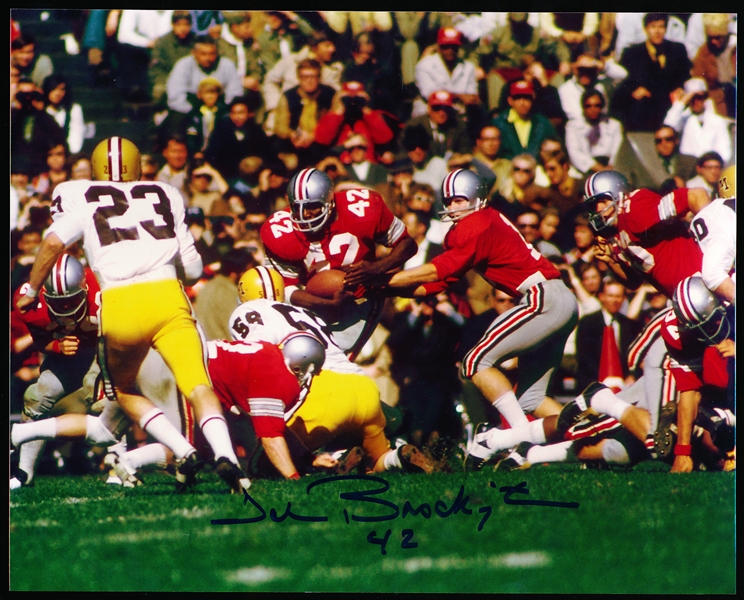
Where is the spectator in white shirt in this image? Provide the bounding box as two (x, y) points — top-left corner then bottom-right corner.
(565, 88), (623, 176)
(663, 77), (733, 165)
(557, 53), (627, 122)
(117, 9), (174, 102)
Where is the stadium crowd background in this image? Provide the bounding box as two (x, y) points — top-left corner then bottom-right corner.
(10, 10), (736, 473)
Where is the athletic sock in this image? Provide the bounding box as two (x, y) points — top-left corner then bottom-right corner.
(383, 449), (402, 470)
(492, 390), (529, 428)
(588, 387), (631, 422)
(526, 440), (574, 464)
(12, 419), (57, 445)
(123, 443), (168, 471)
(17, 440), (46, 483)
(200, 414), (239, 464)
(139, 408), (194, 460)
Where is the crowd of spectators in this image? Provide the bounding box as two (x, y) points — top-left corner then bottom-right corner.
(10, 11), (737, 457)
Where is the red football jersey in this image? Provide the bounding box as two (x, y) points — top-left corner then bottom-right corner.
(206, 340), (301, 438)
(425, 207), (561, 297)
(659, 309), (729, 392)
(613, 188), (702, 297)
(260, 187), (408, 287)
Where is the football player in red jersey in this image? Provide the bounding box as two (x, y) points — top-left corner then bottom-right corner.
(660, 276), (735, 473)
(382, 169), (651, 468)
(583, 171), (720, 456)
(260, 168), (417, 360)
(10, 253), (101, 489)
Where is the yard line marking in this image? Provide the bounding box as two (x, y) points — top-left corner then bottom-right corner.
(227, 567), (290, 584)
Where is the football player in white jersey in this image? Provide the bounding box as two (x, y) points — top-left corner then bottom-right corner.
(229, 266), (436, 475)
(688, 164), (736, 306)
(16, 136), (249, 493)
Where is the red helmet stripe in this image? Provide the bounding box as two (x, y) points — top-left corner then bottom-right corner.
(584, 172), (598, 197)
(54, 254), (68, 294)
(294, 168), (315, 201)
(676, 279), (698, 324)
(443, 170), (459, 198)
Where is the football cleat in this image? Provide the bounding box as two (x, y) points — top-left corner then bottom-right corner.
(175, 451), (204, 492)
(556, 400), (598, 439)
(103, 452), (123, 485)
(214, 457), (251, 494)
(653, 401), (678, 462)
(332, 447), (367, 475)
(464, 422), (499, 471)
(398, 444), (436, 474)
(10, 468), (32, 490)
(494, 442), (532, 472)
(112, 456), (143, 488)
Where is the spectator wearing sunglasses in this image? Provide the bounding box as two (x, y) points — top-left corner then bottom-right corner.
(615, 125), (697, 192)
(565, 88), (624, 176)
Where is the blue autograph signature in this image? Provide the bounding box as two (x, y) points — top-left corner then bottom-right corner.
(211, 475), (578, 553)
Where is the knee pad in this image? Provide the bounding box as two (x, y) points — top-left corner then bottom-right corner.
(84, 415), (119, 446)
(601, 439), (630, 465)
(23, 373), (64, 420)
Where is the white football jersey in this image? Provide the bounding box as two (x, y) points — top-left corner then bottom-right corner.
(48, 179), (200, 290)
(228, 299), (363, 375)
(689, 197), (736, 291)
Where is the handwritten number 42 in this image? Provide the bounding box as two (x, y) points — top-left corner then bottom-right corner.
(367, 529), (417, 554)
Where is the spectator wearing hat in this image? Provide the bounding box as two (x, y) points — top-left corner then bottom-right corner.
(183, 77), (228, 158)
(403, 90), (472, 159)
(273, 58), (337, 169)
(492, 80), (559, 160)
(218, 11), (264, 94)
(315, 80), (394, 162)
(474, 13), (572, 113)
(204, 92), (274, 180)
(612, 13), (691, 132)
(663, 77), (732, 165)
(413, 27), (480, 118)
(690, 14), (736, 118)
(149, 11), (195, 110)
(685, 151), (724, 196)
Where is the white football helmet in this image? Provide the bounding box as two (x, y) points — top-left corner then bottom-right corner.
(287, 168), (335, 233)
(583, 170), (631, 235)
(280, 331), (326, 387)
(43, 254), (88, 323)
(673, 276), (731, 344)
(440, 168), (489, 222)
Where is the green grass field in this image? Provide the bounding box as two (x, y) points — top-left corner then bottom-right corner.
(9, 462), (735, 593)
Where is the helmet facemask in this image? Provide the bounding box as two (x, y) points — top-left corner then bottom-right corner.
(289, 198), (335, 233)
(584, 191), (619, 236)
(43, 288), (88, 323)
(439, 195), (484, 222)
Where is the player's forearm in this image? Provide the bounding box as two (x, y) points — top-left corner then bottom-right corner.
(712, 277), (735, 306)
(388, 263), (440, 288)
(261, 436), (301, 479)
(26, 233), (67, 294)
(676, 390), (701, 446)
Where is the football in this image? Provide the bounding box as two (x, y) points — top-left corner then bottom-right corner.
(305, 269), (346, 298)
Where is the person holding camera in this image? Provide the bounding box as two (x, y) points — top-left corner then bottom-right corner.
(315, 81), (394, 164)
(11, 78), (67, 179)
